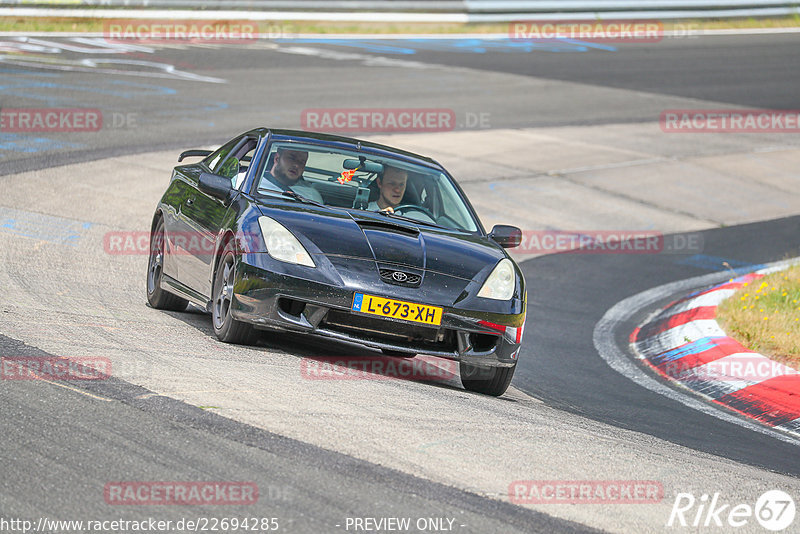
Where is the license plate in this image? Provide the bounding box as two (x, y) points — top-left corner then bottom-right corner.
(351, 293), (442, 326)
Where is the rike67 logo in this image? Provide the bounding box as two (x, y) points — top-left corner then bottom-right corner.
(667, 490), (796, 531)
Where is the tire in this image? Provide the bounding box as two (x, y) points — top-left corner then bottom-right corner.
(381, 348), (417, 358)
(212, 241), (259, 345)
(147, 218), (188, 311)
(459, 362), (516, 396)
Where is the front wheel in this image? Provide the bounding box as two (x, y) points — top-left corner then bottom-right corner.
(459, 362), (516, 396)
(212, 242), (259, 345)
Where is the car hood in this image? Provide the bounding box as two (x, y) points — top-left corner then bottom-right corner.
(257, 205), (504, 280)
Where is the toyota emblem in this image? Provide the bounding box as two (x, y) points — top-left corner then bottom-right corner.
(392, 271), (408, 282)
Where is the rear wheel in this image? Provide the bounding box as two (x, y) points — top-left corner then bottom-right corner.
(146, 218), (188, 311)
(459, 362), (516, 396)
(212, 242), (259, 345)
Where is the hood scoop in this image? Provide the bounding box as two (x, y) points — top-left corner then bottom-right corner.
(355, 219), (420, 238)
(356, 220), (425, 269)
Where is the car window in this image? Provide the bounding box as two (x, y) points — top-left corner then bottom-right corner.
(254, 141), (478, 232)
(232, 140), (257, 190)
(204, 136), (240, 173)
(211, 136), (258, 189)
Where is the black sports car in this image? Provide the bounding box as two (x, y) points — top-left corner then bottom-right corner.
(147, 129), (526, 396)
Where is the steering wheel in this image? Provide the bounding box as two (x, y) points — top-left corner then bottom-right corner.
(392, 204), (436, 220)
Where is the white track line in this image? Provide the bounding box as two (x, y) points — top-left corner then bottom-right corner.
(593, 257), (800, 446)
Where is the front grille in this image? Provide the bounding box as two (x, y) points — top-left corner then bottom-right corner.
(379, 268), (422, 287)
(321, 310), (457, 352)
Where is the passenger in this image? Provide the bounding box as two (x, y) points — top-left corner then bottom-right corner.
(263, 148), (323, 203)
(369, 165), (408, 213)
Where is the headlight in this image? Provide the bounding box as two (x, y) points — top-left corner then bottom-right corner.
(258, 216), (315, 267)
(477, 258), (515, 300)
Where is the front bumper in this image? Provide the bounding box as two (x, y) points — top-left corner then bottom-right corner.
(231, 256), (525, 368)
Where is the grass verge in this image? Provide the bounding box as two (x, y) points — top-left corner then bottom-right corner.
(717, 264), (800, 369)
(0, 16), (799, 34)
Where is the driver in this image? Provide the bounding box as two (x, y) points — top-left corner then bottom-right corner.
(369, 165), (407, 213)
(262, 148), (323, 203)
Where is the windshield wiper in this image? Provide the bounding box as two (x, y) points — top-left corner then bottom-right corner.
(282, 190), (320, 204)
(376, 209), (445, 229)
(258, 189), (327, 208)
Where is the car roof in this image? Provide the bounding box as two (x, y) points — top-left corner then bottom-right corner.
(244, 128), (444, 171)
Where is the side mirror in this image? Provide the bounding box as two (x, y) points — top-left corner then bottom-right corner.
(198, 172), (232, 201)
(489, 225), (522, 248)
(178, 149), (212, 162)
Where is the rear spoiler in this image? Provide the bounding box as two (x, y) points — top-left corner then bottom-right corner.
(178, 149), (212, 162)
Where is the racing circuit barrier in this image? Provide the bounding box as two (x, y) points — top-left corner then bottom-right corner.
(1, 0), (799, 21)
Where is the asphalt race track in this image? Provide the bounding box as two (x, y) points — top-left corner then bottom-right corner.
(521, 216), (800, 474)
(1, 32), (800, 533)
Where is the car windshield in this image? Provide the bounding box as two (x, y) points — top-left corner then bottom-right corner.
(255, 141), (479, 232)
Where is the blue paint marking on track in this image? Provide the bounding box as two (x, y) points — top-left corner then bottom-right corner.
(275, 38), (617, 54)
(0, 134), (84, 155)
(0, 207), (93, 246)
(676, 254), (765, 273)
(402, 37), (617, 53)
(557, 38), (618, 52)
(0, 75), (177, 106)
(0, 72), (181, 153)
(649, 337), (724, 366)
